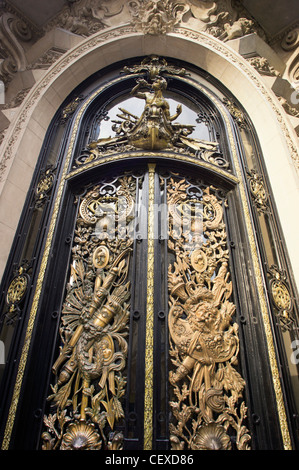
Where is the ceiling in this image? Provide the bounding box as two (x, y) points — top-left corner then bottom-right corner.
(5, 0), (299, 39)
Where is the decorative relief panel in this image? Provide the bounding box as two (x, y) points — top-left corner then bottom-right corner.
(42, 173), (139, 450)
(61, 95), (84, 125)
(3, 261), (31, 325)
(247, 169), (268, 214)
(166, 173), (251, 450)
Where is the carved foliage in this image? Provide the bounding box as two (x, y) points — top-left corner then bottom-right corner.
(167, 174), (251, 450)
(129, 0), (188, 35)
(247, 169), (268, 214)
(45, 0), (125, 37)
(74, 57), (225, 170)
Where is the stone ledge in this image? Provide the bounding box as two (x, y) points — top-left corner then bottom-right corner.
(25, 28), (83, 65)
(227, 32), (286, 74)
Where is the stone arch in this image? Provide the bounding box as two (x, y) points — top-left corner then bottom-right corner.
(0, 25), (298, 286)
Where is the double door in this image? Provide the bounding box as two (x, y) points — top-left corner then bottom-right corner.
(41, 162), (250, 451)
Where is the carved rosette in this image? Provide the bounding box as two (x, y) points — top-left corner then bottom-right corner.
(42, 174), (139, 450)
(166, 174), (251, 450)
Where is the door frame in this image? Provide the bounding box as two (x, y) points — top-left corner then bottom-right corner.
(0, 63), (294, 450)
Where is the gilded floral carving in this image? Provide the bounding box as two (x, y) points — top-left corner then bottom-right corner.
(166, 175), (251, 450)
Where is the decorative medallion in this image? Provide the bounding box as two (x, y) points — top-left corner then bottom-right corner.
(268, 265), (294, 331)
(35, 167), (55, 206)
(6, 269), (28, 307)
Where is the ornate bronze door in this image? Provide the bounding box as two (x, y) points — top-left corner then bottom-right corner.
(41, 162), (250, 451)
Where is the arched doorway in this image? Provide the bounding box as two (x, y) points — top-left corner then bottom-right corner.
(0, 56), (298, 451)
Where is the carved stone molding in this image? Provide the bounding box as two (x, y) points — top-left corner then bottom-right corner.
(45, 0), (126, 37)
(2, 87), (31, 109)
(26, 48), (65, 71)
(277, 96), (299, 119)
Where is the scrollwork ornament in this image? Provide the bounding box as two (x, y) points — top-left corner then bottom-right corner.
(268, 265), (294, 331)
(35, 167), (56, 206)
(281, 27), (299, 51)
(5, 264), (30, 323)
(42, 173), (139, 450)
(247, 169), (268, 214)
(223, 97), (246, 128)
(61, 95), (84, 124)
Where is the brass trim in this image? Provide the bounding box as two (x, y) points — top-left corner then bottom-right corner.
(143, 163), (156, 450)
(66, 151), (239, 185)
(1, 65), (291, 451)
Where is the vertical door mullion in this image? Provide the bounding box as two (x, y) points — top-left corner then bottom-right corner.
(124, 170), (148, 450)
(153, 167), (170, 449)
